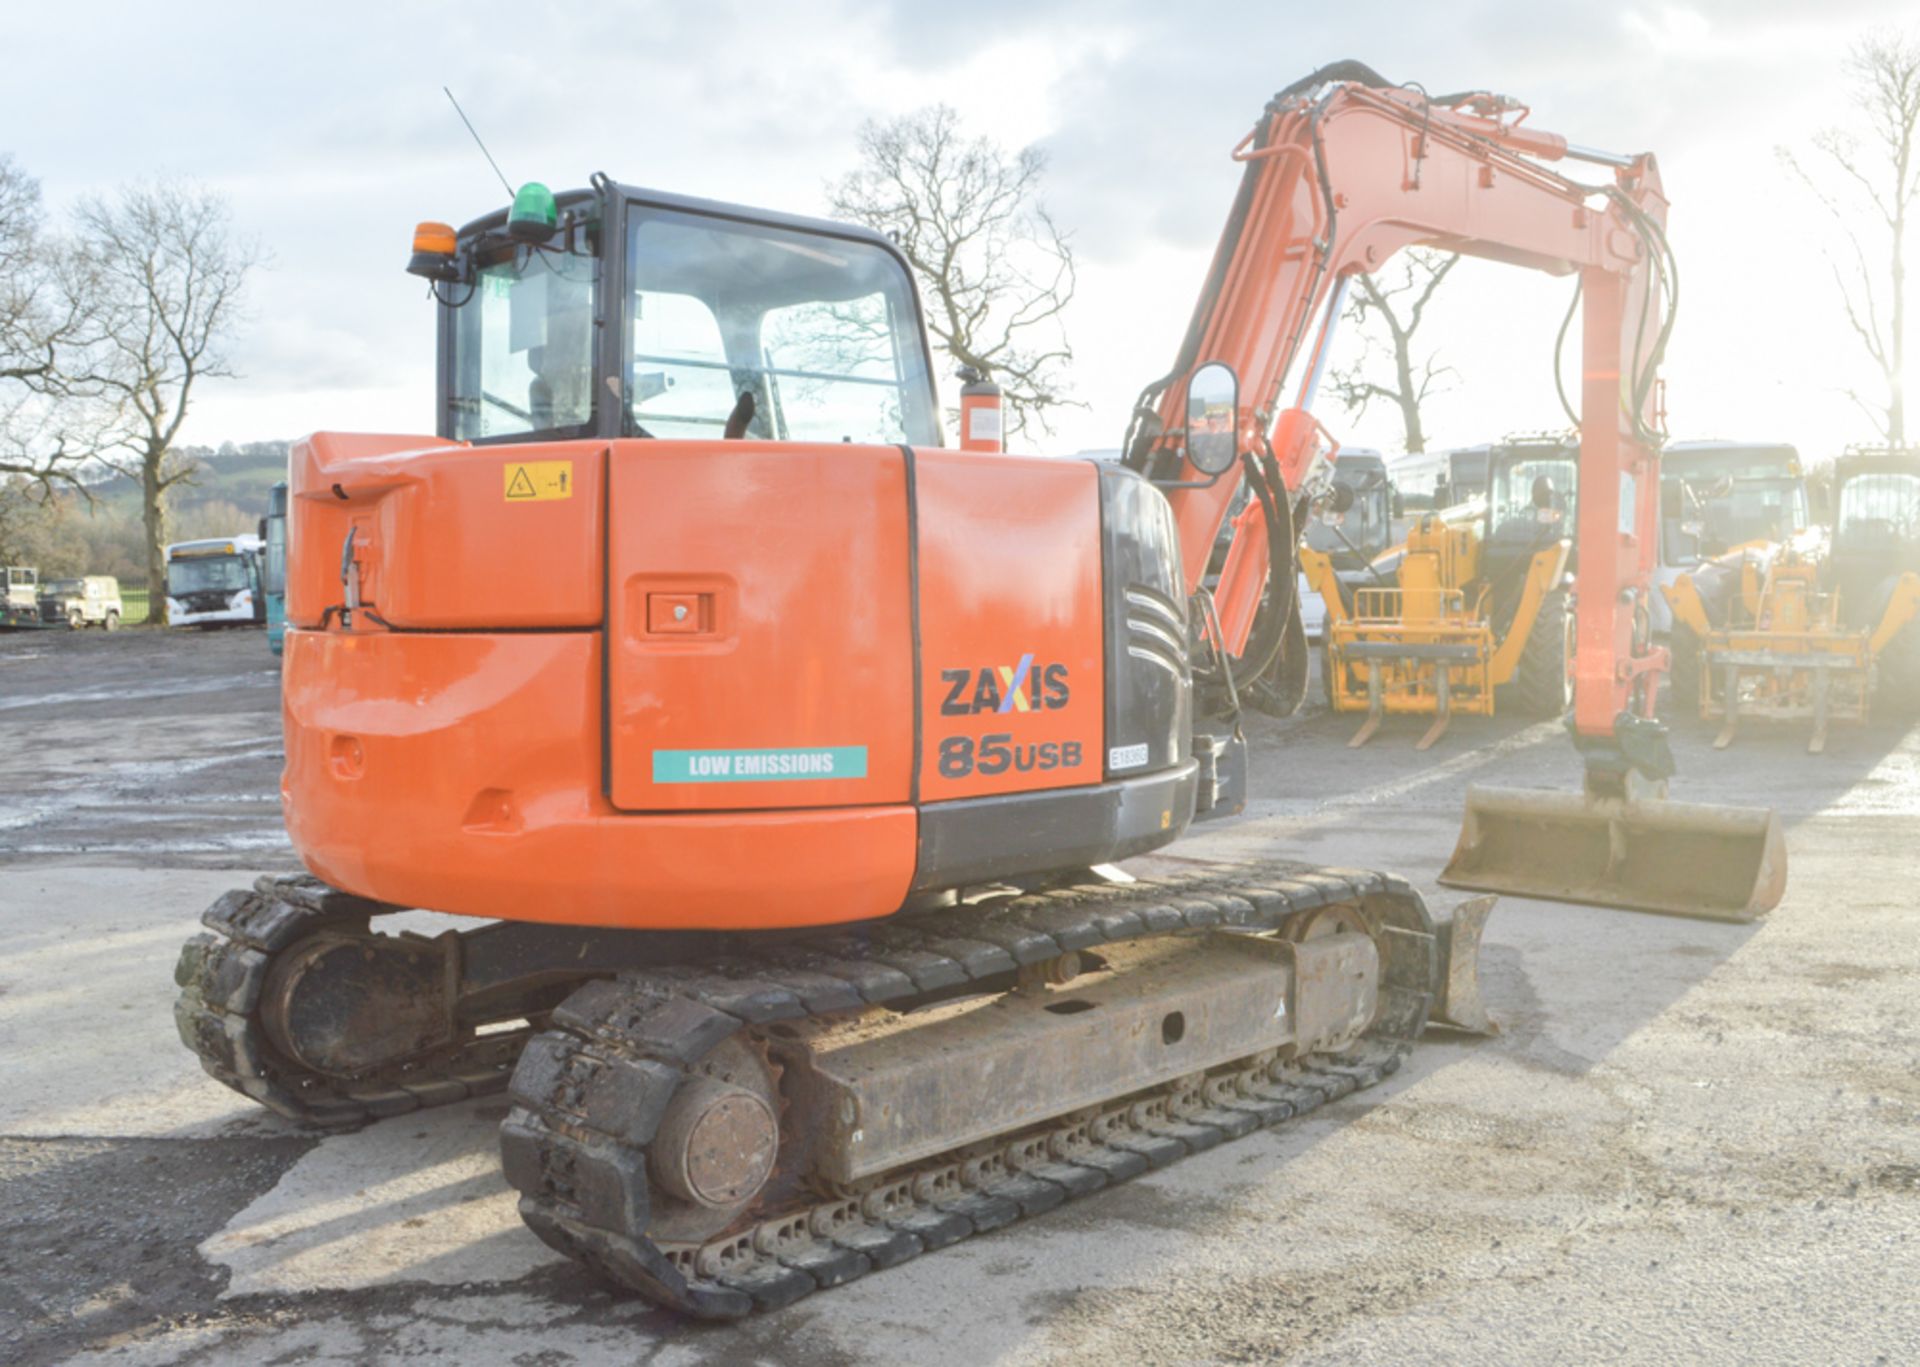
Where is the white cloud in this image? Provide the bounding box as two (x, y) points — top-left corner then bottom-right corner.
(1625, 6), (1714, 52)
(2, 0), (1914, 463)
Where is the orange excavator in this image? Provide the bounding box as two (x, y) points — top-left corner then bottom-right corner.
(175, 62), (1779, 1316)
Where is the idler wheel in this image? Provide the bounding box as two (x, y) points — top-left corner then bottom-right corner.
(651, 1076), (779, 1210)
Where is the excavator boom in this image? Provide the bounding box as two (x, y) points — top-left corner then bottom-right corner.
(1107, 61), (1781, 918)
(1128, 63), (1667, 724)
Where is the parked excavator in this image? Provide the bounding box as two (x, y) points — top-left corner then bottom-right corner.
(175, 61), (1780, 1317)
(1305, 435), (1576, 748)
(1666, 446), (1920, 750)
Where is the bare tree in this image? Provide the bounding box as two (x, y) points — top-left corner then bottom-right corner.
(68, 181), (262, 617)
(829, 106), (1078, 440)
(1326, 249), (1459, 454)
(0, 156), (101, 496)
(1780, 28), (1920, 444)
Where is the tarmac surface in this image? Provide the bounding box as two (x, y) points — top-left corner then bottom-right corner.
(2, 627), (1916, 1365)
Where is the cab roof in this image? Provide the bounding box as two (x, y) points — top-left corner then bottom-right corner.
(455, 178), (903, 257)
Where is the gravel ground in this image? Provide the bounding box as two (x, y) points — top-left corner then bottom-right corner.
(1, 626), (1915, 1365)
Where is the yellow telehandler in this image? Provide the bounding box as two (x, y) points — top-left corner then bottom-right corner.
(1306, 437), (1577, 748)
(1668, 448), (1920, 751)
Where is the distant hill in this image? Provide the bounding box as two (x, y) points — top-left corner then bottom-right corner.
(1, 443), (294, 583)
(84, 442), (290, 521)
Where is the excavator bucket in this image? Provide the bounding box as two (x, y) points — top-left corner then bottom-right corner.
(1440, 784), (1787, 922)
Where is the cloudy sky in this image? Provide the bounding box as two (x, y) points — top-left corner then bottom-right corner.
(4, 1), (1915, 467)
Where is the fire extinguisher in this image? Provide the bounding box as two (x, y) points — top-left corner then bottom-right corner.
(957, 366), (1003, 453)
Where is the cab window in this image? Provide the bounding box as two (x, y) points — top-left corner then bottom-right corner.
(625, 207), (938, 446)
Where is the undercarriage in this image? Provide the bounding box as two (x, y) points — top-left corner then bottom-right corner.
(176, 863), (1487, 1318)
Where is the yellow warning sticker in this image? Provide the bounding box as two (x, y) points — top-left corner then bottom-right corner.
(504, 460), (573, 502)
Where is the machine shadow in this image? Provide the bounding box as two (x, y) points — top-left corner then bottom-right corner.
(1179, 702), (1914, 1093)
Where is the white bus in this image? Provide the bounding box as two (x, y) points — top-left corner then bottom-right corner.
(165, 534), (265, 627)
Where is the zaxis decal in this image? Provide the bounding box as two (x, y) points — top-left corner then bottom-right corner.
(933, 654), (1081, 780)
(939, 653), (1070, 716)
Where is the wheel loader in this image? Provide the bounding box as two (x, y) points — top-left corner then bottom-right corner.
(1666, 446), (1920, 750)
(176, 62), (1782, 1317)
(1305, 436), (1577, 748)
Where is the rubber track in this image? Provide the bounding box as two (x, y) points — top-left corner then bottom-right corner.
(501, 862), (1437, 1318)
(174, 874), (524, 1126)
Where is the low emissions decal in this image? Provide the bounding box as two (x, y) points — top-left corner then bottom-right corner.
(654, 746), (867, 783)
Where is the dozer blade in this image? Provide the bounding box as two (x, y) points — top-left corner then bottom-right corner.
(1427, 895), (1498, 1035)
(1439, 784), (1787, 922)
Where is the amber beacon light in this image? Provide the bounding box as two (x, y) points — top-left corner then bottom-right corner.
(406, 221), (459, 281)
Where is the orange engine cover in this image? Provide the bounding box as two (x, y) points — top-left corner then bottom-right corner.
(279, 433), (1183, 930)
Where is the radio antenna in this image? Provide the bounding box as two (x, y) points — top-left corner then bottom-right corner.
(443, 87), (515, 199)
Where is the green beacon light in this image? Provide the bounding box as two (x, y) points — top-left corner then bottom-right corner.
(507, 182), (558, 243)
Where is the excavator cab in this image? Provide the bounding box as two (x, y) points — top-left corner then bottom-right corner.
(422, 180), (944, 451)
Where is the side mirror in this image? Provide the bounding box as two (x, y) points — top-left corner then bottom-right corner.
(1184, 362), (1239, 476)
(1392, 490), (1405, 518)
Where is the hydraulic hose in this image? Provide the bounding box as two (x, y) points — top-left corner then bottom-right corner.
(1201, 448), (1297, 693)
